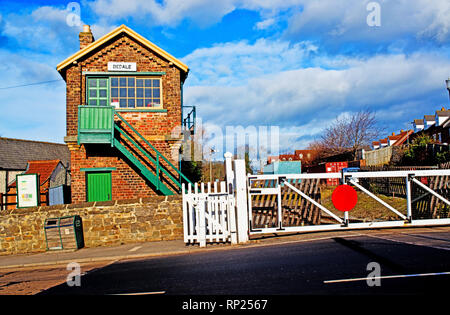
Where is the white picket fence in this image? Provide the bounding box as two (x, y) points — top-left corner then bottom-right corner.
(182, 181), (237, 247)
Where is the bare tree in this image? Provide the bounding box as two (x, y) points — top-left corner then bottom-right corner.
(310, 109), (383, 160)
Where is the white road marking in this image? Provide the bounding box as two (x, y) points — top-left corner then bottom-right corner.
(324, 271), (450, 284)
(361, 232), (450, 251)
(111, 291), (166, 295)
(129, 246), (142, 252)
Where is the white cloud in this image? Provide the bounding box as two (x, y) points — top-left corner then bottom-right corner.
(182, 39), (318, 86)
(183, 41), (450, 151)
(2, 5), (116, 55)
(285, 0), (450, 44)
(254, 18), (276, 30)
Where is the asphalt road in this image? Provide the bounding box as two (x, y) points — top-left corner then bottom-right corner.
(39, 229), (450, 296)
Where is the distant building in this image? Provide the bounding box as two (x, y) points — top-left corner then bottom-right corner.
(0, 137), (70, 194)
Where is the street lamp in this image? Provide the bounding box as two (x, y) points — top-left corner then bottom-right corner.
(209, 147), (217, 182)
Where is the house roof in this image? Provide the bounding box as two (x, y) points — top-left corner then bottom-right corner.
(279, 154), (298, 161)
(413, 119), (424, 125)
(393, 130), (413, 146)
(56, 25), (189, 77)
(380, 138), (388, 144)
(436, 109), (450, 117)
(0, 137), (70, 170)
(424, 115), (435, 121)
(9, 160), (62, 188)
(372, 141), (380, 145)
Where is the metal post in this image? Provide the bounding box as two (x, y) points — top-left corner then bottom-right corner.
(406, 175), (413, 222)
(342, 174), (349, 226)
(277, 178), (283, 229)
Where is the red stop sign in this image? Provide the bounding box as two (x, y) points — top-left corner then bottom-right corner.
(332, 184), (357, 212)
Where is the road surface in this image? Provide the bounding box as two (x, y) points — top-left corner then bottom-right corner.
(35, 227), (450, 295)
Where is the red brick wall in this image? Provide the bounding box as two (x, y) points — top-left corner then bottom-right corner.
(65, 33), (185, 203)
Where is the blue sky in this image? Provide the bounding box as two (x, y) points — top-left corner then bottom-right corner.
(1, 0), (450, 157)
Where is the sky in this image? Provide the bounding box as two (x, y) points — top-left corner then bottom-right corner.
(1, 0), (450, 160)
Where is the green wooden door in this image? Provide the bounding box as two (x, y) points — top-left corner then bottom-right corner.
(86, 172), (112, 202)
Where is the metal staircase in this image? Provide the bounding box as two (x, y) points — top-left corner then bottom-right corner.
(78, 105), (192, 195)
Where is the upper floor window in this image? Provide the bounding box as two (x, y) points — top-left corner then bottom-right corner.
(87, 78), (109, 106)
(86, 76), (162, 109)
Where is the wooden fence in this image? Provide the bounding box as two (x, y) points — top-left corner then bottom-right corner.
(249, 178), (322, 228)
(0, 192), (48, 210)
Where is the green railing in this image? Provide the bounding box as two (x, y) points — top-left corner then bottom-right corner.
(77, 105), (192, 193)
(114, 111), (192, 191)
(78, 106), (114, 145)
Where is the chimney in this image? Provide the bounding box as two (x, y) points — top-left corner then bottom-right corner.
(79, 25), (94, 50)
(392, 132), (395, 136)
(442, 107), (446, 111)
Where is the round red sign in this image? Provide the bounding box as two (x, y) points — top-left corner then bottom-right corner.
(331, 184), (358, 212)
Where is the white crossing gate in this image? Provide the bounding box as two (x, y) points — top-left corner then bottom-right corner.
(182, 181), (237, 247)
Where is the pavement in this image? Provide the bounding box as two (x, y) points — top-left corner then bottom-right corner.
(1, 225), (450, 270)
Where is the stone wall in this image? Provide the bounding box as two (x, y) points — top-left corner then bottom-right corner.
(0, 195), (183, 255)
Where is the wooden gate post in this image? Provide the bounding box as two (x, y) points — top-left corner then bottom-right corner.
(224, 152), (234, 193)
(234, 159), (249, 244)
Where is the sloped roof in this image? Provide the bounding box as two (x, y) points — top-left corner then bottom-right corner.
(413, 119), (424, 125)
(56, 24), (189, 75)
(9, 160), (62, 187)
(0, 137), (70, 170)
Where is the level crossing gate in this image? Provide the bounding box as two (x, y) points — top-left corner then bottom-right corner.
(182, 154), (450, 247)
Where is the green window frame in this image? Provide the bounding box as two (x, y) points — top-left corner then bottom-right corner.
(85, 75), (163, 109)
(87, 78), (109, 106)
(110, 76), (162, 109)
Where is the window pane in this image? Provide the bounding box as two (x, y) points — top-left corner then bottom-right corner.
(144, 79), (151, 87)
(89, 89), (97, 98)
(119, 77), (127, 86)
(136, 99), (144, 107)
(127, 77), (135, 87)
(89, 99), (97, 105)
(99, 89), (107, 98)
(128, 99), (135, 108)
(144, 89), (152, 98)
(99, 99), (107, 106)
(153, 99), (160, 106)
(111, 77), (118, 87)
(136, 79), (144, 87)
(99, 79), (107, 87)
(145, 99), (152, 107)
(136, 88), (143, 98)
(120, 88), (127, 97)
(128, 88), (135, 97)
(89, 79), (97, 87)
(119, 99), (127, 108)
(152, 79), (160, 88)
(153, 88), (160, 98)
(111, 88), (118, 97)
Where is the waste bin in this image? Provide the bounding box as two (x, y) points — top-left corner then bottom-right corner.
(44, 215), (84, 251)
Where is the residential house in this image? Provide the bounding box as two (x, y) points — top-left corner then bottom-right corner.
(0, 137), (70, 195)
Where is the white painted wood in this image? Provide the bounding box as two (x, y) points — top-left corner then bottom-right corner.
(234, 159), (248, 243)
